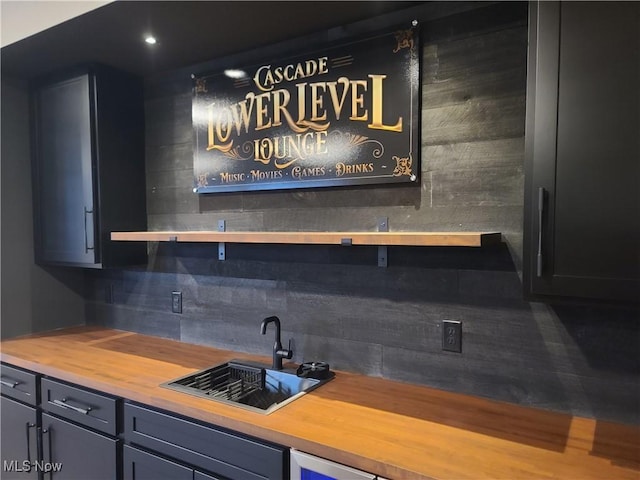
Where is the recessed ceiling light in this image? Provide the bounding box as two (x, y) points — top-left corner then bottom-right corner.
(144, 36), (157, 45)
(224, 69), (247, 79)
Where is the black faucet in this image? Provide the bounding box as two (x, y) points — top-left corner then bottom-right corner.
(260, 316), (292, 370)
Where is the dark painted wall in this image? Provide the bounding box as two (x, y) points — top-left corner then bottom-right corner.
(1, 78), (86, 338)
(86, 3), (639, 424)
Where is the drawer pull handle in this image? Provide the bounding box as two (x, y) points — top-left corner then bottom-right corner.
(0, 379), (20, 388)
(52, 398), (92, 415)
(26, 422), (36, 463)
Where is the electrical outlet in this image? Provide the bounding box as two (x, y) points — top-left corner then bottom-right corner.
(171, 291), (182, 314)
(442, 320), (462, 353)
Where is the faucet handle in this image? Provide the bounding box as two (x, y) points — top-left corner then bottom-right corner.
(277, 339), (293, 360)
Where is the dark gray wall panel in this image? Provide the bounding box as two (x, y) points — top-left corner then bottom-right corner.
(422, 95), (526, 145)
(297, 334), (384, 376)
(424, 138), (524, 171)
(431, 166), (524, 207)
(85, 3), (640, 425)
(86, 303), (181, 340)
(148, 212), (264, 231)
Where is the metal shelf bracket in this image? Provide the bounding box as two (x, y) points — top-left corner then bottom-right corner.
(378, 217), (388, 268)
(218, 220), (226, 260)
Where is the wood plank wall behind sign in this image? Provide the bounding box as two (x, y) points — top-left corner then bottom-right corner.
(192, 23), (420, 193)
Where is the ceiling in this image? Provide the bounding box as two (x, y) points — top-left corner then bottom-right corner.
(0, 1), (113, 48)
(1, 1), (420, 81)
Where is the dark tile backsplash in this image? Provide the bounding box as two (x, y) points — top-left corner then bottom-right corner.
(86, 3), (640, 424)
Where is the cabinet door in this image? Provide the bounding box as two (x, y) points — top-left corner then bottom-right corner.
(123, 446), (192, 480)
(524, 1), (640, 302)
(41, 412), (119, 479)
(0, 396), (39, 480)
(32, 73), (97, 266)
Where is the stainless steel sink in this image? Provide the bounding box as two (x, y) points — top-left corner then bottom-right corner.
(161, 360), (334, 414)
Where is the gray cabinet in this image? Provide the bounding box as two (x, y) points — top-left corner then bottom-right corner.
(0, 396), (39, 480)
(124, 402), (286, 480)
(31, 65), (147, 268)
(123, 446), (193, 480)
(38, 377), (122, 479)
(2, 365), (289, 480)
(41, 413), (119, 480)
(524, 1), (640, 302)
(123, 446), (226, 480)
(195, 472), (225, 480)
(1, 364), (40, 480)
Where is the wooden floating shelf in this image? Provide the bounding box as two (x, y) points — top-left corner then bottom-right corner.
(111, 231), (502, 248)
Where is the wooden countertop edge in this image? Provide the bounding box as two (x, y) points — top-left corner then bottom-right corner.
(2, 327), (639, 480)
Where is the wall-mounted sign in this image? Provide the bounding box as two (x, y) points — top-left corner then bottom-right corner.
(192, 23), (420, 193)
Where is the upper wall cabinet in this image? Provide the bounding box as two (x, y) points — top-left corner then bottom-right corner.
(524, 2), (639, 302)
(31, 65), (147, 268)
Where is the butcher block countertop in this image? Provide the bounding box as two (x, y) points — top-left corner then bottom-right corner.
(1, 327), (638, 480)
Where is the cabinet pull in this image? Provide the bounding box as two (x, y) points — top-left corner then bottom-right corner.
(84, 206), (94, 253)
(0, 378), (20, 388)
(37, 427), (45, 475)
(40, 427), (53, 480)
(52, 398), (92, 415)
(536, 187), (545, 277)
(25, 422), (36, 463)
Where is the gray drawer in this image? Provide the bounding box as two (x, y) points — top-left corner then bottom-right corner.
(0, 363), (39, 406)
(125, 402), (286, 480)
(41, 377), (120, 436)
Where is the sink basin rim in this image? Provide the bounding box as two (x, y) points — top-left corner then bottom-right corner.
(160, 360), (334, 415)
